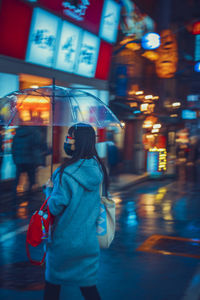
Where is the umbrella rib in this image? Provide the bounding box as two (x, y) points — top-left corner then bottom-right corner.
(67, 91), (77, 123)
(78, 91), (102, 127)
(70, 94), (86, 123)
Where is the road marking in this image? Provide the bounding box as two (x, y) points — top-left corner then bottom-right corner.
(0, 224), (28, 243)
(183, 263), (200, 300)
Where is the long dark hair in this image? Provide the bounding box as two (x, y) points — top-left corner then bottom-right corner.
(59, 123), (109, 191)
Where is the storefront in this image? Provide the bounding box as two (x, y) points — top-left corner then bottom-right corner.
(0, 0), (121, 182)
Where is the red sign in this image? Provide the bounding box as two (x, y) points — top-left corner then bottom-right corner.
(193, 22), (200, 35)
(95, 41), (112, 80)
(38, 0), (104, 35)
(0, 0), (33, 59)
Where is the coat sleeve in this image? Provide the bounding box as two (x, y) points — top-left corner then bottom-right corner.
(48, 172), (72, 216)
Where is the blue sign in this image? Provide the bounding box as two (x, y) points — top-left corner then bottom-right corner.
(55, 21), (82, 73)
(147, 151), (159, 175)
(99, 0), (121, 43)
(182, 110), (197, 120)
(26, 8), (60, 67)
(194, 62), (200, 72)
(75, 31), (100, 78)
(142, 32), (160, 50)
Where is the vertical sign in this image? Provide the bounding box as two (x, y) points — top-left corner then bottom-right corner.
(26, 8), (60, 67)
(195, 35), (200, 61)
(75, 31), (100, 78)
(99, 0), (121, 43)
(55, 21), (82, 73)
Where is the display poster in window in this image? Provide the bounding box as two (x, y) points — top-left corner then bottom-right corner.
(26, 8), (60, 67)
(75, 31), (100, 78)
(99, 0), (121, 43)
(55, 21), (82, 73)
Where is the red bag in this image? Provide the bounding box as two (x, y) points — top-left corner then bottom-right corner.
(26, 197), (54, 265)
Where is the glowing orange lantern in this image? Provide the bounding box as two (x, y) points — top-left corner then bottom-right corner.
(155, 29), (178, 78)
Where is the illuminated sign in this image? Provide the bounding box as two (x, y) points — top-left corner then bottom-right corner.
(38, 0), (104, 35)
(62, 0), (90, 21)
(147, 151), (159, 175)
(142, 33), (160, 50)
(182, 110), (197, 120)
(26, 8), (60, 67)
(75, 31), (100, 77)
(55, 21), (82, 73)
(194, 35), (200, 61)
(147, 148), (167, 175)
(99, 0), (121, 43)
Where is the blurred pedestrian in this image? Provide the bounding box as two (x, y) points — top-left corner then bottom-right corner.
(43, 123), (108, 300)
(12, 126), (43, 199)
(107, 140), (119, 182)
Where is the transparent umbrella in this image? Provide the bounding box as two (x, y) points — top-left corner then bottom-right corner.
(0, 85), (121, 127)
(0, 85), (121, 175)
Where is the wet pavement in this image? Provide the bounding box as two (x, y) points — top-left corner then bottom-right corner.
(1, 179), (200, 299)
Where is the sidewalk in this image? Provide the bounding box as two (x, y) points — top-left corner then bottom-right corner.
(0, 165), (149, 195)
(109, 172), (149, 193)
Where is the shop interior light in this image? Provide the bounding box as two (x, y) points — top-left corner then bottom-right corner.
(30, 85), (39, 88)
(152, 96), (159, 100)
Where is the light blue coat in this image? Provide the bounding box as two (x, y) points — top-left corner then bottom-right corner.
(45, 158), (103, 287)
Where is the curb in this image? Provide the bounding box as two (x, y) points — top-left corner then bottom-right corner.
(109, 175), (150, 193)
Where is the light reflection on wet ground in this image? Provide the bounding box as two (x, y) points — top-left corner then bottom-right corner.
(1, 179), (200, 299)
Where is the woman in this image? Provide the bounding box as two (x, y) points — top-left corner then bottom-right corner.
(44, 123), (108, 300)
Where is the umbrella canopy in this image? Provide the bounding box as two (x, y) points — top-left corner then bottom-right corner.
(0, 86), (121, 128)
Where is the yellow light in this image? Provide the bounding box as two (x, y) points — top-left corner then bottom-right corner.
(140, 103), (148, 111)
(170, 114), (178, 117)
(18, 95), (50, 104)
(30, 85), (39, 89)
(129, 102), (138, 107)
(145, 95), (153, 100)
(153, 123), (162, 129)
(152, 96), (159, 100)
(143, 121), (153, 128)
(172, 102), (181, 107)
(135, 91), (144, 95)
(152, 128), (159, 133)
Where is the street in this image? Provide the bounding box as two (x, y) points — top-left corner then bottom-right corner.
(1, 178), (200, 299)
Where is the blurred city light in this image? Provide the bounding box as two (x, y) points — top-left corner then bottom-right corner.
(135, 91), (144, 95)
(145, 95), (153, 99)
(153, 123), (162, 129)
(141, 32), (161, 50)
(194, 61), (200, 72)
(172, 102), (181, 107)
(152, 128), (159, 133)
